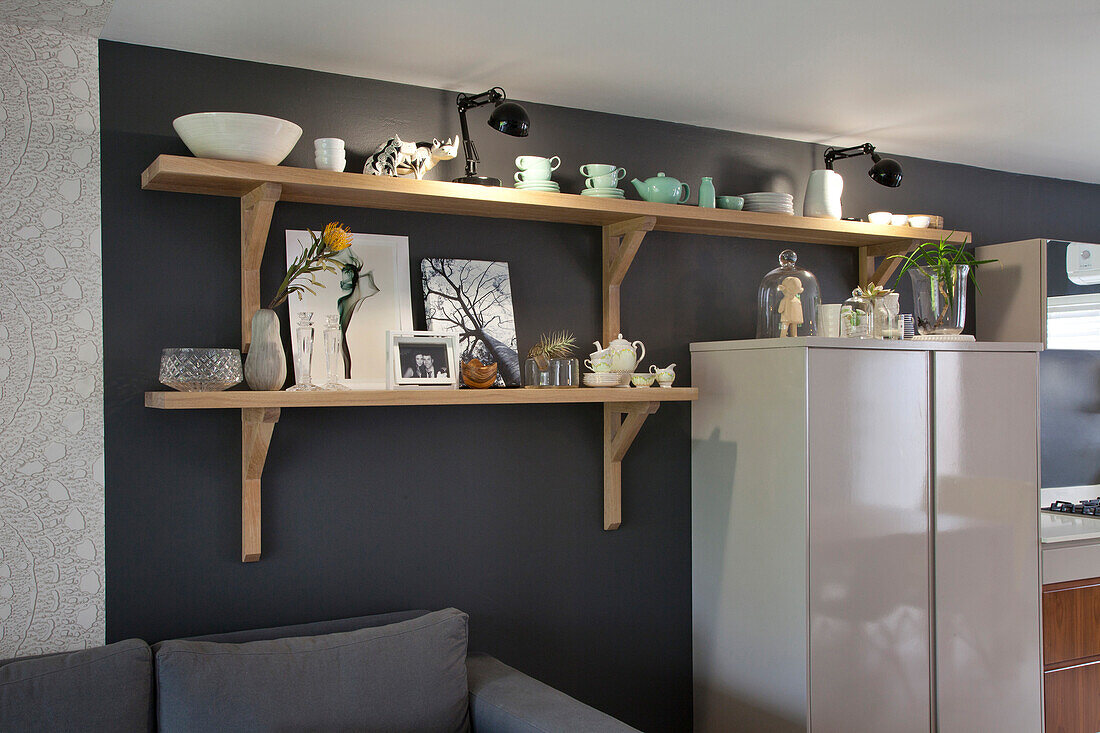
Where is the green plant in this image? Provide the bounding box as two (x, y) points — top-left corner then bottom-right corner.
(268, 222), (353, 309)
(527, 331), (577, 370)
(887, 232), (997, 331)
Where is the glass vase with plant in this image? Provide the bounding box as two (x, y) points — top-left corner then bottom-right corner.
(887, 233), (996, 335)
(524, 331), (577, 387)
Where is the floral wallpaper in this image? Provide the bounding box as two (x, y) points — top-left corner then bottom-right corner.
(0, 0), (112, 657)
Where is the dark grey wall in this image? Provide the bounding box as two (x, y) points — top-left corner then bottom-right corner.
(100, 40), (1100, 730)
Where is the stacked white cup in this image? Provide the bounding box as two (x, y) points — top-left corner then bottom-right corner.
(315, 138), (346, 172)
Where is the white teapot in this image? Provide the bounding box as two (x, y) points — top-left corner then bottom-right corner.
(598, 333), (646, 373)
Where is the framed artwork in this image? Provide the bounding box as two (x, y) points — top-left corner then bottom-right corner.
(421, 258), (520, 386)
(285, 230), (413, 389)
(386, 331), (459, 389)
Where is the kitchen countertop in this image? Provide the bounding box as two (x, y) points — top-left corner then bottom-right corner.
(1041, 485), (1100, 545)
(690, 337), (1042, 353)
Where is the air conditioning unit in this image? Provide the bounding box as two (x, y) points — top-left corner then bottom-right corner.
(1067, 242), (1100, 285)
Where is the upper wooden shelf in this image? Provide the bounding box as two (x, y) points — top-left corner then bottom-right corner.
(146, 387), (698, 410)
(141, 155), (969, 248)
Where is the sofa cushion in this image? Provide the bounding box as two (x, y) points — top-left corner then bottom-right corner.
(154, 607), (470, 733)
(180, 608), (429, 644)
(0, 638), (155, 732)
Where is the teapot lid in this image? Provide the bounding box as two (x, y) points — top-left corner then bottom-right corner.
(610, 332), (630, 346)
(657, 172), (666, 177)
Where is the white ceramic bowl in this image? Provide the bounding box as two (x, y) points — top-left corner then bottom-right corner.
(908, 215), (932, 228)
(315, 158), (346, 172)
(314, 137), (344, 149)
(890, 214), (909, 226)
(173, 112), (303, 165)
(315, 152), (346, 164)
(867, 211), (893, 226)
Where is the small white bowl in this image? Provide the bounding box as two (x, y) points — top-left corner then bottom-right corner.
(173, 112), (302, 165)
(891, 214), (909, 226)
(315, 153), (346, 164)
(908, 215), (932, 228)
(314, 137), (345, 148)
(315, 158), (346, 172)
(867, 211), (893, 226)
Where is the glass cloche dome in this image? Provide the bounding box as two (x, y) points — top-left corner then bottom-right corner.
(756, 249), (821, 338)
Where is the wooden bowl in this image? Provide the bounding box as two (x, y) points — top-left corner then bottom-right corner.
(461, 358), (498, 388)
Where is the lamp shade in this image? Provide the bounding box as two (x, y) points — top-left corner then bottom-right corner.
(487, 101), (530, 137)
(869, 155), (903, 187)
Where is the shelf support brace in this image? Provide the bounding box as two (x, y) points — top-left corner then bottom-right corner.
(242, 406), (280, 562)
(241, 183), (282, 352)
(603, 401), (660, 530)
(858, 238), (920, 288)
(602, 216), (656, 344)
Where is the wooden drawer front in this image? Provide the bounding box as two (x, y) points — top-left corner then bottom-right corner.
(1044, 579), (1100, 666)
(1045, 661), (1100, 733)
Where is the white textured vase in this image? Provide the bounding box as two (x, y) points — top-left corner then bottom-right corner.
(244, 309), (287, 391)
(803, 169), (844, 219)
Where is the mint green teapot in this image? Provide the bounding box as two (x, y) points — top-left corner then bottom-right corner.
(630, 172), (690, 205)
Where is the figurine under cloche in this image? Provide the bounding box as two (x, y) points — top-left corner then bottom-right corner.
(756, 249), (821, 338)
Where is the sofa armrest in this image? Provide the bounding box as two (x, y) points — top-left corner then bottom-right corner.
(467, 653), (639, 733)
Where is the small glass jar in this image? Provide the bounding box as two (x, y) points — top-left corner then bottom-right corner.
(550, 358), (580, 387)
(524, 357), (551, 388)
(756, 249), (822, 338)
(840, 289), (873, 338)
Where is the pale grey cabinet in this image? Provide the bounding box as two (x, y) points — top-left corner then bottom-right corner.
(690, 338), (1042, 733)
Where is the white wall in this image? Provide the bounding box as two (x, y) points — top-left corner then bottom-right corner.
(0, 0), (111, 657)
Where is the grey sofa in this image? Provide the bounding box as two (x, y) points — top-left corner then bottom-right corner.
(0, 608), (639, 732)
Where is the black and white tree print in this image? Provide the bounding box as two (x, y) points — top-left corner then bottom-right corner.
(421, 258), (520, 385)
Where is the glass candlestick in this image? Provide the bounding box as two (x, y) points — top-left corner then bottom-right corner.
(287, 311), (321, 391)
(322, 314), (349, 390)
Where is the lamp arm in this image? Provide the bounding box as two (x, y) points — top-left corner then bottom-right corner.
(823, 142), (876, 170)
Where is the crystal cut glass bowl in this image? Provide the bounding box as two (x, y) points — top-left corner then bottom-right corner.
(159, 348), (243, 391)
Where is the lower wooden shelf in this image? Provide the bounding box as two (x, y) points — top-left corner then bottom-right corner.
(144, 386), (697, 409)
(146, 387), (698, 561)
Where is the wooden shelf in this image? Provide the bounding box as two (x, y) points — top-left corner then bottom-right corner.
(142, 155), (968, 249)
(146, 387), (698, 410)
(141, 153), (972, 560)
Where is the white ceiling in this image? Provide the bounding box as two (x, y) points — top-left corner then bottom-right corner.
(102, 0), (1100, 184)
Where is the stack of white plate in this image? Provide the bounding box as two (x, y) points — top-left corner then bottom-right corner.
(742, 192), (795, 215)
(515, 180), (560, 193)
(580, 187), (624, 199)
(582, 372), (629, 387)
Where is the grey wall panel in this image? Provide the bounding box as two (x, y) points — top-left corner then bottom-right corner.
(807, 348), (932, 733)
(933, 351), (1042, 732)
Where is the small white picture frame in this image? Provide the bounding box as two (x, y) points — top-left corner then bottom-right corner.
(386, 331), (459, 389)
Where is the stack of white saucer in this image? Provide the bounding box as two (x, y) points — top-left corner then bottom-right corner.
(315, 138), (346, 172)
(582, 372), (628, 387)
(742, 192), (794, 215)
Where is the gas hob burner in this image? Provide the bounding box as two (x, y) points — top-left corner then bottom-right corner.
(1045, 499), (1100, 517)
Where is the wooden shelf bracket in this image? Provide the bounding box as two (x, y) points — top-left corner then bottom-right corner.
(242, 406), (280, 562)
(241, 182), (282, 352)
(602, 216), (656, 344)
(858, 238), (927, 288)
(604, 401), (660, 530)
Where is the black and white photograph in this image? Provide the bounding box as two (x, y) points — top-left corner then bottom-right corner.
(421, 258), (519, 386)
(398, 344), (450, 379)
(386, 331), (458, 389)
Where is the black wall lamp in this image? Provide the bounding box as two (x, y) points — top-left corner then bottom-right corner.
(824, 143), (903, 187)
(453, 87), (530, 186)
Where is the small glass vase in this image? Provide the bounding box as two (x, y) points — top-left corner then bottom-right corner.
(908, 265), (969, 335)
(287, 311), (321, 391)
(321, 314), (349, 390)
